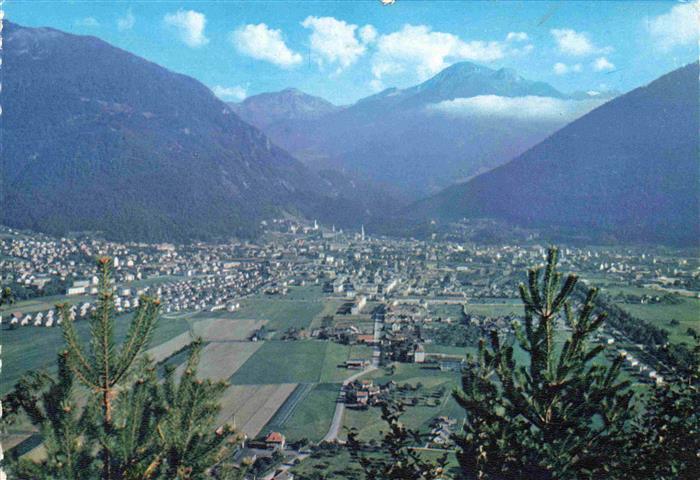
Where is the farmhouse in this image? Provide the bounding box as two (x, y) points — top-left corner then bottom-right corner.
(345, 358), (370, 369)
(265, 431), (286, 450)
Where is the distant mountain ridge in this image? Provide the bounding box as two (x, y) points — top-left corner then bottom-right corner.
(409, 62), (700, 246)
(229, 88), (340, 129)
(0, 21), (392, 241)
(244, 61), (613, 195)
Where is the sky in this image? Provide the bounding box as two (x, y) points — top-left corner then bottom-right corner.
(4, 1), (698, 105)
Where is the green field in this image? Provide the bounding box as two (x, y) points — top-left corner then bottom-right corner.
(214, 286), (325, 337)
(616, 298), (699, 344)
(0, 313), (190, 394)
(229, 340), (356, 385)
(264, 382), (339, 442)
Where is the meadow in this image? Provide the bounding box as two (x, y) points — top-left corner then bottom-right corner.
(0, 312), (190, 393)
(229, 339), (357, 385)
(263, 382), (339, 442)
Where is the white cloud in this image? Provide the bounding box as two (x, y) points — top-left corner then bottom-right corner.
(76, 17), (100, 28)
(301, 16), (367, 71)
(648, 1), (699, 51)
(371, 24), (507, 83)
(117, 9), (135, 31)
(506, 31), (529, 42)
(164, 10), (208, 47)
(359, 24), (378, 44)
(212, 85), (247, 101)
(553, 62), (582, 75)
(369, 78), (384, 92)
(551, 28), (611, 56)
(232, 23), (302, 68)
(428, 95), (605, 121)
(592, 56), (615, 71)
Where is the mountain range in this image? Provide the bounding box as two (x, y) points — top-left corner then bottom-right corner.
(0, 21), (393, 241)
(2, 20), (696, 246)
(233, 62), (614, 196)
(409, 62), (699, 245)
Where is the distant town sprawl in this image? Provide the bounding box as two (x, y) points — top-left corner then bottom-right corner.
(2, 219), (697, 381)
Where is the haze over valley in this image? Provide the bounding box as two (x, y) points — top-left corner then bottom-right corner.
(1, 2), (698, 479)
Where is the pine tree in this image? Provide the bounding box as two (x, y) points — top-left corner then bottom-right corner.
(59, 256), (161, 480)
(3, 257), (245, 479)
(4, 351), (95, 479)
(152, 340), (241, 479)
(347, 400), (447, 480)
(453, 247), (635, 479)
(627, 339), (700, 479)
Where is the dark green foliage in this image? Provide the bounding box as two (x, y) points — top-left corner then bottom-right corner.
(453, 247), (635, 479)
(347, 400), (447, 480)
(2, 257), (244, 479)
(626, 341), (700, 479)
(3, 352), (94, 479)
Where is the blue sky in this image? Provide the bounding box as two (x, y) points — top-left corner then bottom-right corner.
(5, 1), (698, 104)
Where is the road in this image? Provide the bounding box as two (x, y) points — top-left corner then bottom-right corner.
(323, 308), (384, 442)
(322, 365), (377, 443)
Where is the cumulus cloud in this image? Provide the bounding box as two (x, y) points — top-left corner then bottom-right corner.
(648, 1), (699, 51)
(553, 62), (582, 75)
(117, 8), (135, 31)
(164, 10), (208, 47)
(212, 85), (247, 101)
(428, 95), (605, 122)
(506, 31), (529, 42)
(359, 24), (378, 44)
(551, 28), (611, 56)
(76, 17), (100, 28)
(592, 56), (615, 71)
(232, 23), (302, 68)
(370, 24), (507, 83)
(301, 16), (368, 71)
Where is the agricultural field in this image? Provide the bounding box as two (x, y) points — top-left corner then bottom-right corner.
(147, 331), (193, 363)
(190, 317), (267, 341)
(262, 383), (340, 442)
(216, 383), (298, 438)
(230, 340), (359, 385)
(177, 340), (263, 381)
(615, 297), (699, 344)
(217, 285), (325, 337)
(0, 312), (191, 393)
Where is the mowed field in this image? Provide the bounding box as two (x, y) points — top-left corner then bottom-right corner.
(215, 286), (325, 337)
(264, 382), (340, 442)
(190, 317), (267, 341)
(216, 383), (298, 437)
(176, 341), (264, 381)
(229, 340), (364, 385)
(0, 312), (191, 393)
(615, 297), (700, 344)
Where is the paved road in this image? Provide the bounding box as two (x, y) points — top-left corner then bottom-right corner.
(322, 366), (377, 443)
(323, 308), (383, 442)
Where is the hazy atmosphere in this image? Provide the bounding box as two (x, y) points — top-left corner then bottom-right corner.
(1, 1), (698, 479)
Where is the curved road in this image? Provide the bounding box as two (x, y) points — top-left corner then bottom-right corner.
(322, 365), (377, 443)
